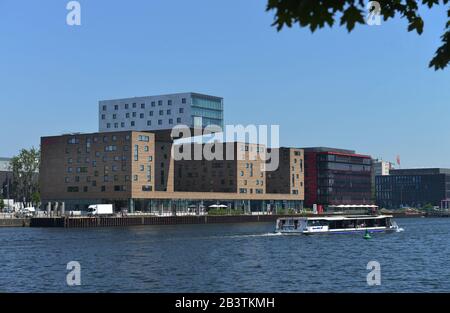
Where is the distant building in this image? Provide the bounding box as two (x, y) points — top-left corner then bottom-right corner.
(303, 147), (373, 209)
(371, 159), (393, 200)
(0, 157), (12, 199)
(373, 160), (392, 176)
(376, 168), (450, 209)
(98, 93), (224, 132)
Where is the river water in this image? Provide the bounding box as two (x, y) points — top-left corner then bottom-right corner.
(1, 217), (450, 292)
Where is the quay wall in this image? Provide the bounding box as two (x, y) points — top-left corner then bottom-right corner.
(0, 218), (30, 227)
(29, 212), (425, 228)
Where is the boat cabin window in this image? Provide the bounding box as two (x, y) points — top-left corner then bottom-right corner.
(307, 220), (328, 227)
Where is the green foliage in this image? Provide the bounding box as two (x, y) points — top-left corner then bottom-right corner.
(266, 0), (449, 70)
(0, 195), (4, 211)
(10, 147), (40, 205)
(31, 192), (41, 207)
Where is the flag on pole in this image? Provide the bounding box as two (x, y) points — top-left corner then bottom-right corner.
(396, 155), (401, 167)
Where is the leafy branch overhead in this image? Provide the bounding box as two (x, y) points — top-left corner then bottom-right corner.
(266, 0), (450, 70)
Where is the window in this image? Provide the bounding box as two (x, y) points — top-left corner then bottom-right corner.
(114, 185), (125, 191)
(112, 114), (117, 119)
(140, 113), (144, 119)
(140, 165), (145, 171)
(125, 103), (129, 109)
(114, 123), (118, 128)
(68, 158), (73, 163)
(144, 146), (149, 152)
(126, 113), (130, 118)
(169, 119), (173, 124)
(107, 123), (111, 129)
(151, 101), (156, 107)
(67, 167), (73, 173)
(132, 112), (137, 117)
(101, 114), (105, 120)
(177, 118), (181, 123)
(133, 175), (138, 181)
(102, 105), (107, 111)
(121, 122), (125, 128)
(65, 177), (70, 183)
(114, 105), (118, 110)
(138, 135), (150, 142)
(158, 100), (162, 106)
(168, 100), (172, 105)
(239, 188), (247, 194)
(67, 186), (79, 192)
(83, 186), (88, 193)
(142, 185), (152, 192)
(131, 121), (135, 127)
(147, 120), (151, 126)
(167, 109), (171, 115)
(159, 110), (164, 116)
(179, 108), (184, 113)
(141, 103), (145, 109)
(182, 98), (186, 104)
(149, 111), (154, 116)
(132, 103), (136, 108)
(101, 186), (106, 192)
(134, 145), (139, 161)
(148, 156), (153, 161)
(67, 137), (79, 144)
(104, 145), (117, 152)
(158, 120), (162, 125)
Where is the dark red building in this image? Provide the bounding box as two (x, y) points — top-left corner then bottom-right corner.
(303, 147), (373, 209)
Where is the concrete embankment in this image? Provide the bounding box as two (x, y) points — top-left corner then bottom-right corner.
(29, 212), (426, 228)
(30, 215), (280, 228)
(0, 218), (30, 227)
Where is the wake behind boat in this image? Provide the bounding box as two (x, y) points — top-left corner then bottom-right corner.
(275, 215), (399, 235)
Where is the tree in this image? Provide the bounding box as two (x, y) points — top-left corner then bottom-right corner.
(266, 0), (449, 70)
(10, 148), (40, 206)
(31, 191), (41, 208)
(0, 195), (4, 212)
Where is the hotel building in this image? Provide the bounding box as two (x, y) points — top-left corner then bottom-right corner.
(40, 131), (305, 213)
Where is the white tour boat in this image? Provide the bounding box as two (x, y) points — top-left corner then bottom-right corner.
(275, 215), (399, 235)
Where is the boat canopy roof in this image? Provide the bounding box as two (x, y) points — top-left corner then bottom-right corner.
(277, 215), (392, 222)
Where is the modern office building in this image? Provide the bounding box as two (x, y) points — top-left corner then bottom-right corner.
(303, 147), (373, 209)
(98, 93), (224, 132)
(376, 168), (450, 209)
(40, 131), (304, 213)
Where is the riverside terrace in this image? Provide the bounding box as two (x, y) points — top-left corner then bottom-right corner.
(39, 130), (305, 214)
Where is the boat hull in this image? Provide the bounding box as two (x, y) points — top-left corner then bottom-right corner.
(277, 227), (397, 235)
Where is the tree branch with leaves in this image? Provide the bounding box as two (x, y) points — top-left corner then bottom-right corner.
(267, 0), (449, 70)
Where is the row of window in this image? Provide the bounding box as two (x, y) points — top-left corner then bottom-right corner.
(65, 173), (152, 183)
(67, 185), (153, 193)
(102, 98), (187, 112)
(102, 108), (185, 120)
(239, 188), (264, 194)
(106, 118), (182, 129)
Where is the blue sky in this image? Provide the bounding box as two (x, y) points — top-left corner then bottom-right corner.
(0, 0), (449, 168)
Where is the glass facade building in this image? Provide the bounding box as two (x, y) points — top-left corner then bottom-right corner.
(304, 147), (373, 208)
(376, 168), (450, 209)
